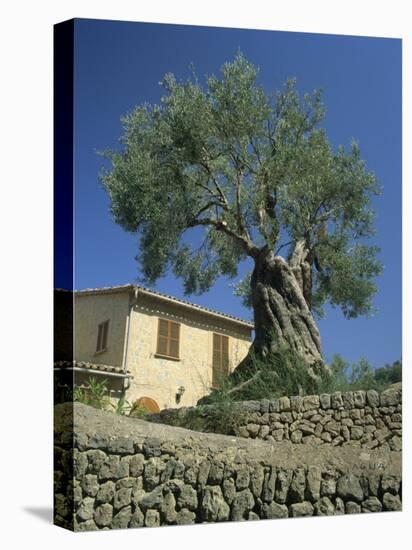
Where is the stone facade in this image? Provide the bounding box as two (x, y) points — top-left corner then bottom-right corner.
(73, 286), (252, 409)
(53, 403), (402, 531)
(149, 383), (402, 451)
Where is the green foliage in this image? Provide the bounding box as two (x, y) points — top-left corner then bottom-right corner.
(151, 398), (248, 436)
(158, 352), (401, 436)
(129, 401), (150, 419)
(58, 375), (152, 419)
(325, 355), (377, 392)
(101, 52), (382, 319)
(319, 355), (401, 393)
(374, 360), (402, 385)
(200, 346), (328, 404)
(111, 396), (132, 416)
(72, 378), (146, 417)
(312, 239), (382, 318)
(73, 377), (112, 410)
(200, 347), (401, 405)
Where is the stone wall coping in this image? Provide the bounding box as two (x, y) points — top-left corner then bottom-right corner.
(55, 403), (401, 475)
(155, 383), (402, 417)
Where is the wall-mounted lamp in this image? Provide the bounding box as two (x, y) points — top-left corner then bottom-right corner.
(175, 385), (185, 404)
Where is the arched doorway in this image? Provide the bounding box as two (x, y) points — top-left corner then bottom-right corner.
(134, 396), (160, 413)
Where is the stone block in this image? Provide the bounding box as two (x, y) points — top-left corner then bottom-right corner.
(230, 489), (255, 521)
(94, 503), (113, 527)
(319, 394), (331, 409)
(279, 396), (291, 412)
(291, 430), (303, 444)
(114, 487), (132, 511)
(381, 474), (401, 495)
(275, 469), (292, 503)
(366, 390), (380, 407)
(129, 454), (145, 477)
(96, 481), (116, 504)
(201, 485), (230, 522)
(353, 391), (366, 408)
(314, 496), (335, 516)
(336, 474), (364, 503)
(382, 493), (402, 511)
(306, 466), (321, 502)
(76, 497), (95, 521)
(331, 392), (344, 409)
(262, 502), (288, 519)
(290, 396), (304, 412)
(144, 509), (160, 527)
(342, 392), (354, 409)
(362, 497), (382, 513)
(303, 395), (320, 411)
(345, 501), (361, 514)
(290, 502), (313, 517)
(380, 384), (401, 407)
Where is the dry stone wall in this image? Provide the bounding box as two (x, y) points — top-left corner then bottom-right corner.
(54, 402), (402, 531)
(149, 384), (402, 451)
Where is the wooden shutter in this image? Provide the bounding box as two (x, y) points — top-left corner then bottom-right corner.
(212, 333), (229, 388)
(156, 318), (180, 359)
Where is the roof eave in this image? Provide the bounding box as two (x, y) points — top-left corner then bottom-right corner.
(73, 284), (254, 330)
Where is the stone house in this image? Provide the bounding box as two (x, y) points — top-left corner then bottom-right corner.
(55, 285), (253, 410)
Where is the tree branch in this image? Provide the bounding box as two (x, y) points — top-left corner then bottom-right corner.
(199, 147), (230, 209)
(187, 216), (259, 258)
(235, 169), (244, 234)
(192, 201), (223, 220)
(275, 239), (295, 256)
(197, 181), (229, 210)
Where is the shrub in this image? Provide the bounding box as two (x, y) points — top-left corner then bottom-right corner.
(323, 355), (402, 393)
(199, 343), (402, 407)
(200, 345), (329, 405)
(374, 360), (402, 386)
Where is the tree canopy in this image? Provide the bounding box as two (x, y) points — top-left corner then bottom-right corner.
(101, 53), (382, 321)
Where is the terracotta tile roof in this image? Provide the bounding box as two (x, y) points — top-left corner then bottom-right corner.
(54, 360), (132, 377)
(73, 284), (254, 329)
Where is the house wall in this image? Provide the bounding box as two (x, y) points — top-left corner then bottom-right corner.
(125, 294), (252, 410)
(74, 292), (131, 369)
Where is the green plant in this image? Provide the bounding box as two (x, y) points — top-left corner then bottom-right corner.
(374, 360), (402, 387)
(201, 338), (402, 407)
(128, 401), (149, 419)
(111, 396), (132, 416)
(200, 343), (330, 405)
(73, 377), (111, 410)
(312, 354), (401, 394)
(150, 400), (247, 436)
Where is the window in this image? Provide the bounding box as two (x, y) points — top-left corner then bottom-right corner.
(156, 318), (180, 359)
(212, 333), (229, 388)
(96, 320), (109, 353)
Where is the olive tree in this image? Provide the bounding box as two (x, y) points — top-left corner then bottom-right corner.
(101, 53), (382, 370)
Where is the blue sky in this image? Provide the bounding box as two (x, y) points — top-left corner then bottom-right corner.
(74, 18), (401, 368)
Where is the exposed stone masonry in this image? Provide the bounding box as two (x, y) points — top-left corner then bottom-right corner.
(149, 384), (402, 451)
(54, 399), (402, 531)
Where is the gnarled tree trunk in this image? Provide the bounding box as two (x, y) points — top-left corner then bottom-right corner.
(231, 245), (322, 383)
